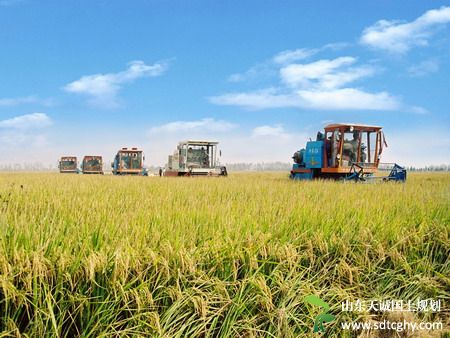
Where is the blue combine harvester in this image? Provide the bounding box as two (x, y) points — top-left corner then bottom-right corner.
(290, 123), (406, 182)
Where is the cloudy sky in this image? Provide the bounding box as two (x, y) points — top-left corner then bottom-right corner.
(0, 1), (449, 167)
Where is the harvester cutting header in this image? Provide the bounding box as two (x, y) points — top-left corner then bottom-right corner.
(290, 123), (406, 182)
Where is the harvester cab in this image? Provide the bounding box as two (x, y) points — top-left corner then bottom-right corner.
(58, 156), (78, 174)
(164, 140), (227, 176)
(112, 148), (148, 176)
(290, 123), (406, 182)
(81, 156), (103, 174)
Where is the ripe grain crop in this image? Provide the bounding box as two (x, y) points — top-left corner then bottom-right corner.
(0, 172), (448, 337)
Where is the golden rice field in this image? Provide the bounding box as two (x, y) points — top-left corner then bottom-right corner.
(0, 172), (449, 337)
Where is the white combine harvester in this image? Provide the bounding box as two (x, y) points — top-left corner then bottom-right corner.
(164, 140), (227, 176)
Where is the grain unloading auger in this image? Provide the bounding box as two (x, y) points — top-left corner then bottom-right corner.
(290, 123), (406, 182)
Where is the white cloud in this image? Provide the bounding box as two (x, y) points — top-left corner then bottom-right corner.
(227, 41), (352, 84)
(227, 63), (276, 83)
(360, 6), (450, 53)
(0, 95), (55, 107)
(280, 56), (356, 84)
(0, 113), (52, 147)
(150, 118), (237, 133)
(407, 59), (439, 77)
(228, 43), (349, 83)
(252, 124), (292, 139)
(321, 42), (350, 51)
(296, 88), (400, 110)
(273, 43), (349, 65)
(210, 87), (401, 111)
(64, 60), (169, 108)
(211, 56), (400, 111)
(0, 112), (52, 129)
(273, 48), (318, 64)
(280, 56), (375, 89)
(210, 88), (301, 110)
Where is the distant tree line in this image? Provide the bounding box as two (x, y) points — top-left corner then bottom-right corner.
(0, 163), (56, 171)
(406, 165), (450, 172)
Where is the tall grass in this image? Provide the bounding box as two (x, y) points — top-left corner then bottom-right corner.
(0, 172), (448, 337)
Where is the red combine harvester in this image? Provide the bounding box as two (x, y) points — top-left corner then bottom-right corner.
(58, 156), (78, 174)
(81, 156), (103, 174)
(112, 147), (148, 176)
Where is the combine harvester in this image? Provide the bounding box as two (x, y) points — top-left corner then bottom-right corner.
(164, 140), (227, 176)
(80, 156), (103, 174)
(290, 123), (406, 182)
(58, 156), (78, 174)
(112, 147), (148, 176)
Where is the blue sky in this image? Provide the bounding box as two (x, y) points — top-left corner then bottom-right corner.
(0, 0), (449, 167)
